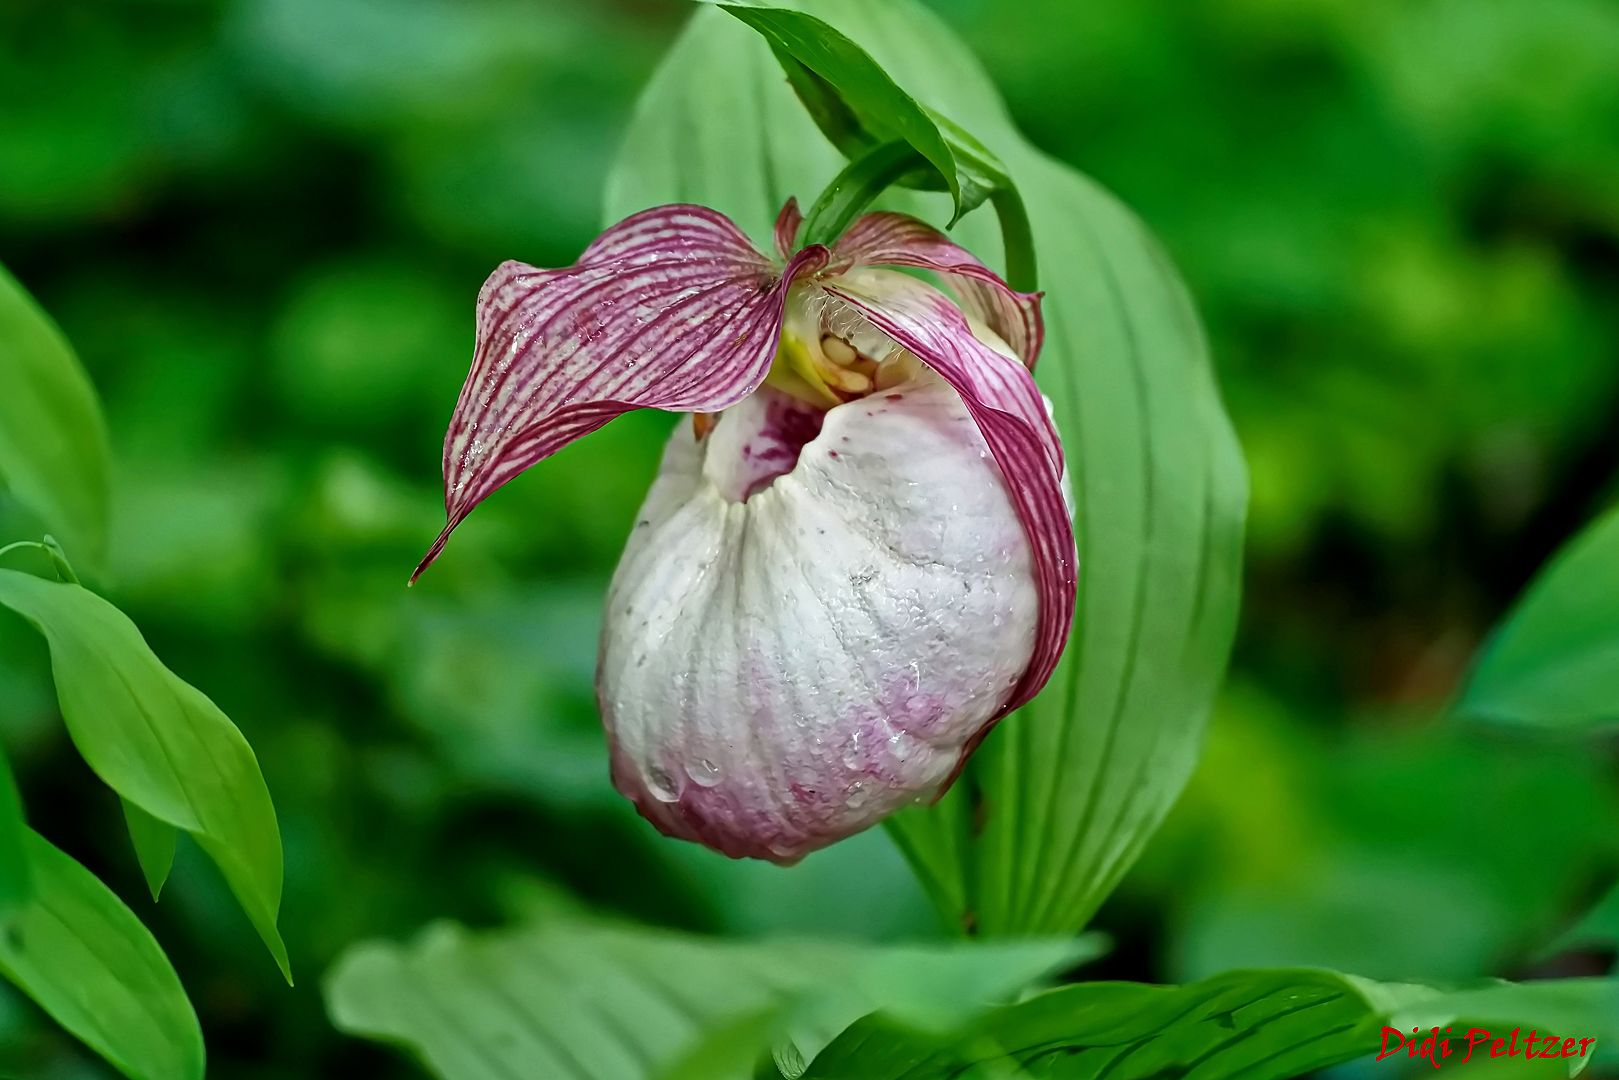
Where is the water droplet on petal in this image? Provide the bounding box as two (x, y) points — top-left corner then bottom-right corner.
(646, 766), (679, 802)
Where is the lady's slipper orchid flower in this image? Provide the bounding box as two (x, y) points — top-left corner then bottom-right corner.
(415, 199), (1076, 863)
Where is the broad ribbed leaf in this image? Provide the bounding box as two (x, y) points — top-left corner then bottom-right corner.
(0, 830), (204, 1080)
(0, 264), (112, 571)
(0, 569), (289, 980)
(324, 916), (1099, 1080)
(798, 970), (1614, 1080)
(1458, 503), (1619, 730)
(0, 744), (29, 911)
(605, 1), (1246, 936)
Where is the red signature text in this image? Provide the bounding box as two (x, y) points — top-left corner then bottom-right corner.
(1379, 1026), (1596, 1070)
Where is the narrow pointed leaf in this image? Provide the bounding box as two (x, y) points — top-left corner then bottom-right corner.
(0, 264), (111, 572)
(606, 0), (1245, 937)
(1458, 502), (1619, 730)
(701, 2), (1023, 237)
(0, 569), (288, 981)
(0, 830), (204, 1080)
(121, 798), (176, 902)
(0, 744), (30, 911)
(715, 6), (958, 206)
(325, 916), (1099, 1080)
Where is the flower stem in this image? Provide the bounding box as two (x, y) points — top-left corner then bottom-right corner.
(0, 537), (80, 584)
(799, 140), (1040, 294)
(799, 140), (927, 249)
(0, 540), (45, 564)
(992, 187), (1038, 293)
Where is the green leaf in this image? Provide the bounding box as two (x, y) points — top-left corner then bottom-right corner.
(799, 970), (1612, 1080)
(0, 569), (289, 981)
(324, 915), (1098, 1080)
(0, 263), (112, 572)
(121, 798), (177, 903)
(1542, 881), (1619, 959)
(705, 2), (1017, 237)
(1385, 978), (1617, 1048)
(0, 744), (31, 912)
(1458, 503), (1619, 730)
(0, 830), (204, 1080)
(606, 0), (1245, 937)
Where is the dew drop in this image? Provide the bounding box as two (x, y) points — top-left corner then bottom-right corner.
(646, 766), (679, 802)
(686, 758), (721, 787)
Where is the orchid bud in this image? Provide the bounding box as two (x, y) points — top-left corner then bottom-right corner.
(417, 201), (1076, 862)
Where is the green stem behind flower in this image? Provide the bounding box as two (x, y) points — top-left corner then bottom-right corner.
(799, 140), (1039, 292)
(800, 141), (928, 249)
(991, 187), (1037, 293)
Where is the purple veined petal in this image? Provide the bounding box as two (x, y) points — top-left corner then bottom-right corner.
(773, 198), (803, 261)
(414, 205), (830, 582)
(825, 271), (1075, 724)
(834, 213), (1045, 369)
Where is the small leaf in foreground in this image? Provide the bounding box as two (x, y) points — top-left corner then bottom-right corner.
(121, 798), (177, 902)
(0, 830), (204, 1080)
(1459, 503), (1619, 731)
(0, 568), (289, 981)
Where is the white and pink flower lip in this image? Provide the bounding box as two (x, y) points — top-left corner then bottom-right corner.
(416, 199), (1077, 863)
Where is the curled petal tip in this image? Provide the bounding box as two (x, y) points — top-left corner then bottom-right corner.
(774, 197), (803, 261)
(410, 524), (454, 586)
(834, 212), (1046, 368)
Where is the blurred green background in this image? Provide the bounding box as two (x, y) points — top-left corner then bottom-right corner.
(2, 0), (1618, 1076)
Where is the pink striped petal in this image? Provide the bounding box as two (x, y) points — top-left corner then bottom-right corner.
(834, 213), (1044, 368)
(773, 198), (803, 261)
(414, 205), (828, 581)
(826, 271), (1075, 719)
